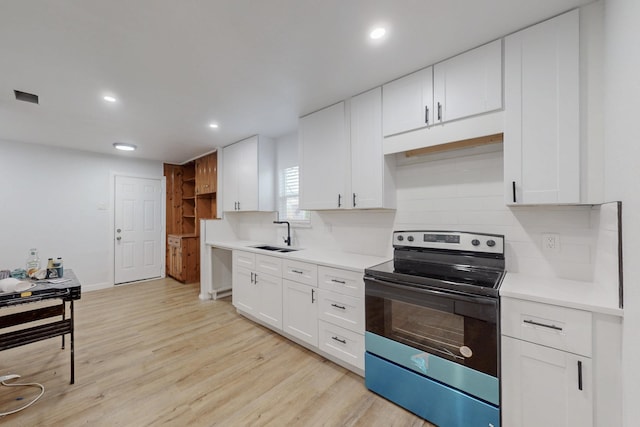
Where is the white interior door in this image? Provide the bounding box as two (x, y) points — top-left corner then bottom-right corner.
(114, 176), (163, 284)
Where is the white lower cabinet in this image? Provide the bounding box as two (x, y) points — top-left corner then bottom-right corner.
(232, 250), (366, 374)
(501, 297), (593, 427)
(282, 279), (318, 347)
(502, 336), (592, 427)
(232, 251), (283, 330)
(318, 320), (364, 370)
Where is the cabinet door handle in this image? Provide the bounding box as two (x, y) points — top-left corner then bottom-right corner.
(338, 194), (342, 208)
(331, 279), (346, 285)
(437, 102), (442, 121)
(331, 303), (346, 310)
(353, 193), (356, 207)
(523, 319), (563, 331)
(331, 336), (347, 344)
(578, 361), (583, 390)
(254, 273), (258, 284)
(311, 289), (316, 303)
(237, 201), (240, 210)
(512, 181), (517, 203)
(250, 272), (255, 284)
(424, 106), (429, 125)
(292, 269), (304, 275)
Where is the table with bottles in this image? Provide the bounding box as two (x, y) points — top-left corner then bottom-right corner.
(0, 269), (81, 384)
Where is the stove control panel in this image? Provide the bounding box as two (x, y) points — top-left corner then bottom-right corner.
(393, 231), (504, 254)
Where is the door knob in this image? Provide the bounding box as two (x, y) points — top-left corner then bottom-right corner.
(116, 236), (122, 241)
(116, 228), (121, 233)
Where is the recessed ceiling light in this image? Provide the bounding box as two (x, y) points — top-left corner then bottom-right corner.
(209, 123), (219, 129)
(103, 95), (117, 103)
(113, 142), (137, 151)
(369, 27), (386, 40)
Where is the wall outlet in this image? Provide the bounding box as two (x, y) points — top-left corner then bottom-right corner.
(542, 233), (560, 253)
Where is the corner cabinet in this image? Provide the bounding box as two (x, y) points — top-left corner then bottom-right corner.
(299, 88), (395, 210)
(222, 135), (275, 212)
(504, 9), (580, 205)
(501, 297), (593, 427)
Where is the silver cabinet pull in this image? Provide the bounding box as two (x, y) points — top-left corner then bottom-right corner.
(437, 102), (442, 121)
(424, 106), (429, 125)
(523, 319), (563, 331)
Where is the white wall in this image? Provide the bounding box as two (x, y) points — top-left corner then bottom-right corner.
(603, 0), (640, 425)
(0, 139), (162, 289)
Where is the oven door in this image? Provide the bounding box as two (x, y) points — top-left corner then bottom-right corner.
(364, 274), (499, 406)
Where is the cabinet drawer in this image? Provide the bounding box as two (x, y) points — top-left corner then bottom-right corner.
(255, 254), (282, 276)
(501, 297), (592, 357)
(282, 260), (317, 287)
(318, 320), (364, 370)
(318, 266), (363, 297)
(318, 289), (363, 333)
(168, 235), (181, 247)
(232, 250), (255, 270)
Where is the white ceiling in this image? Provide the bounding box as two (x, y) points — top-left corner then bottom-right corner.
(0, 0), (591, 164)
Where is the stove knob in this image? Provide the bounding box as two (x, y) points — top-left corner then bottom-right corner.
(407, 236), (414, 242)
(397, 235), (404, 242)
(471, 239), (480, 246)
(486, 239), (496, 247)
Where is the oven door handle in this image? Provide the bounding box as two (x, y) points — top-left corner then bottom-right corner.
(364, 275), (496, 305)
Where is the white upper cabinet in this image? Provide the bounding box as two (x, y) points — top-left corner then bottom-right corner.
(433, 39), (503, 124)
(299, 93), (395, 210)
(350, 87), (396, 209)
(382, 40), (502, 140)
(504, 9), (580, 205)
(299, 102), (350, 210)
(382, 67), (433, 137)
(223, 135), (275, 212)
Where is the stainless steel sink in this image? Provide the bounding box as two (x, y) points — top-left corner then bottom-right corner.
(252, 245), (299, 253)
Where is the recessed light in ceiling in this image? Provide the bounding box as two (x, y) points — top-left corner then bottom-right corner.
(103, 95), (117, 103)
(209, 123), (219, 129)
(113, 142), (137, 151)
(369, 27), (387, 40)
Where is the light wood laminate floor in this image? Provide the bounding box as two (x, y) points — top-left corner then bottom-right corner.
(0, 278), (433, 426)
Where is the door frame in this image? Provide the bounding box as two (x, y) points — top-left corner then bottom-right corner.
(110, 172), (166, 286)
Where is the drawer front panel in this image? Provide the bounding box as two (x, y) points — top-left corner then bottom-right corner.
(501, 297), (592, 357)
(318, 320), (364, 370)
(282, 260), (318, 287)
(318, 289), (363, 333)
(318, 266), (363, 297)
(233, 250), (255, 270)
(168, 236), (181, 247)
(255, 254), (282, 276)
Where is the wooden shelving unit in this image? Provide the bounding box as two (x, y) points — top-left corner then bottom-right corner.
(163, 153), (218, 283)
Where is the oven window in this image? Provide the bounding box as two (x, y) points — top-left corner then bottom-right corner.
(366, 294), (497, 377)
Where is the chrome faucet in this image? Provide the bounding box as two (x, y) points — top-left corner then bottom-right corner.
(273, 220), (291, 246)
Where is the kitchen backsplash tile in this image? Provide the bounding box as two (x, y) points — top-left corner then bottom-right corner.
(223, 144), (619, 285)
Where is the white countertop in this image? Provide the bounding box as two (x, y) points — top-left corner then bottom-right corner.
(206, 240), (390, 272)
(500, 272), (623, 317)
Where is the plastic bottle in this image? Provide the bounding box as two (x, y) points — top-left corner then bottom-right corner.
(55, 257), (64, 277)
(26, 248), (41, 277)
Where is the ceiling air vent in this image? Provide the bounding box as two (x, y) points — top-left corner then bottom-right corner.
(14, 90), (39, 104)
